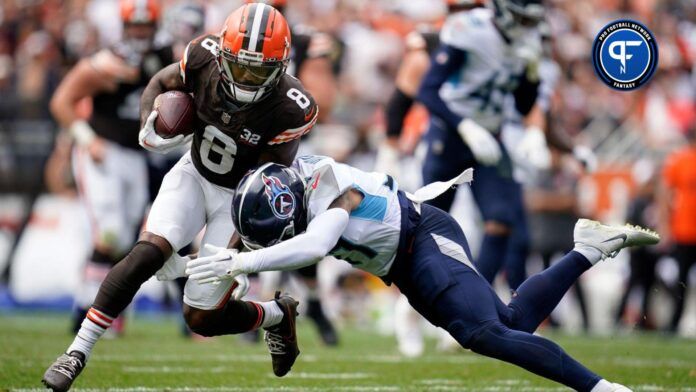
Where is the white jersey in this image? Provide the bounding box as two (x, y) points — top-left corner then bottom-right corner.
(439, 8), (539, 132)
(292, 155), (402, 276)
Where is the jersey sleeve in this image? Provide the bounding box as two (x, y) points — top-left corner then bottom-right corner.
(267, 77), (319, 145)
(179, 34), (218, 90)
(439, 11), (485, 51)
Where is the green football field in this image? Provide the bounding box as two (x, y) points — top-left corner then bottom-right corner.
(1, 312), (694, 391)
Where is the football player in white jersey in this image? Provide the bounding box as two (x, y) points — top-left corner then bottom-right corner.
(180, 155), (656, 391)
(417, 0), (550, 285)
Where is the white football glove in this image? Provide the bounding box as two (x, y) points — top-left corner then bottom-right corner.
(573, 145), (598, 173)
(374, 141), (401, 180)
(138, 111), (192, 154)
(186, 244), (244, 285)
(458, 119), (502, 166)
(230, 273), (250, 300)
(516, 126), (551, 170)
(155, 253), (191, 281)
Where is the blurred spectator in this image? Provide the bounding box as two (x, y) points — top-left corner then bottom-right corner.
(526, 148), (590, 331)
(614, 159), (663, 330)
(659, 126), (696, 333)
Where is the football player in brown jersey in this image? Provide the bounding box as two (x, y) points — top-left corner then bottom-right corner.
(43, 4), (316, 391)
(46, 0), (172, 346)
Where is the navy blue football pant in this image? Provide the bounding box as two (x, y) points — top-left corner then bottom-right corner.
(421, 120), (528, 285)
(389, 203), (601, 391)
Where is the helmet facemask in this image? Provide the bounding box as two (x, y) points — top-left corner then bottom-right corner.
(218, 47), (287, 104)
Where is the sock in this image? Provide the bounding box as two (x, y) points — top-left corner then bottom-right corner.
(475, 233), (509, 283)
(590, 379), (616, 392)
(507, 251), (592, 333)
(573, 244), (604, 265)
(258, 300), (284, 329)
(67, 307), (114, 358)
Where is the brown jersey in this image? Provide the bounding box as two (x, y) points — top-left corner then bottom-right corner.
(179, 34), (318, 188)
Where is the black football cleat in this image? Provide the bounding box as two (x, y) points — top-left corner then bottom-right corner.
(42, 351), (86, 392)
(263, 292), (300, 377)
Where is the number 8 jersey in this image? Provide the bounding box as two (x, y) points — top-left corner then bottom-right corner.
(179, 33), (318, 188)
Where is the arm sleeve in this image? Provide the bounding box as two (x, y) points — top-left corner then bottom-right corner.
(416, 44), (467, 130)
(385, 87), (414, 138)
(512, 71), (540, 116)
(236, 208), (350, 273)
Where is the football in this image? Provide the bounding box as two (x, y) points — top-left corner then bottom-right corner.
(153, 90), (197, 139)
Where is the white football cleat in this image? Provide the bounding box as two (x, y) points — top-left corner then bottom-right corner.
(574, 219), (660, 260)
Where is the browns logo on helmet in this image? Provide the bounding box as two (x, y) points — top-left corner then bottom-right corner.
(217, 3), (291, 104)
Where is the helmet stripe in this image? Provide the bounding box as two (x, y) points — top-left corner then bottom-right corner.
(247, 3), (268, 52)
(241, 3), (257, 52)
(254, 5), (272, 53)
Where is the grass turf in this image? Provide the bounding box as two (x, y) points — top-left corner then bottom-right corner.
(1, 312), (694, 391)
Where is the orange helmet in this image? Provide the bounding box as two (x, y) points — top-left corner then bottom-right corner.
(218, 3), (291, 104)
(120, 0), (160, 24)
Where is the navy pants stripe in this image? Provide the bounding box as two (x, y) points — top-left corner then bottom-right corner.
(391, 204), (601, 391)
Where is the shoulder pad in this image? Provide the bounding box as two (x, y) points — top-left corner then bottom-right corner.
(180, 34), (218, 77)
(304, 159), (354, 220)
(440, 8), (493, 50)
(267, 76), (318, 145)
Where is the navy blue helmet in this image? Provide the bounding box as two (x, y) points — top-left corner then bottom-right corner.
(232, 163), (308, 249)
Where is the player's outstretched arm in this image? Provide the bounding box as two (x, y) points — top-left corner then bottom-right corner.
(186, 190), (362, 283)
(139, 62), (186, 127)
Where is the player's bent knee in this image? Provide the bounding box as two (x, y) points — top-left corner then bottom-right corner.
(183, 305), (217, 337)
(467, 321), (511, 355)
(483, 221), (511, 236)
(138, 231), (174, 259)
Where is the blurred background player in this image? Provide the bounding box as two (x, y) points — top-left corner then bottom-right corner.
(614, 160), (662, 330)
(243, 0), (341, 346)
(375, 0), (485, 357)
(43, 4), (317, 390)
(48, 0), (172, 335)
(417, 0), (548, 286)
(659, 126), (696, 334)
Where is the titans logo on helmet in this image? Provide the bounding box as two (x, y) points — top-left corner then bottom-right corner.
(262, 173), (296, 219)
(592, 20), (658, 90)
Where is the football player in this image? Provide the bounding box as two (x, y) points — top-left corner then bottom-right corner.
(48, 0), (173, 337)
(42, 4), (317, 391)
(183, 155), (657, 391)
(417, 0), (551, 284)
(376, 0), (482, 178)
(244, 0), (341, 346)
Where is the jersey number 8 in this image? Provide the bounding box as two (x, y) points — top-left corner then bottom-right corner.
(286, 88), (310, 109)
(200, 125), (237, 175)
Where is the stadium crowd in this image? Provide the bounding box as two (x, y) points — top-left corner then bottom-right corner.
(0, 0), (695, 343)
